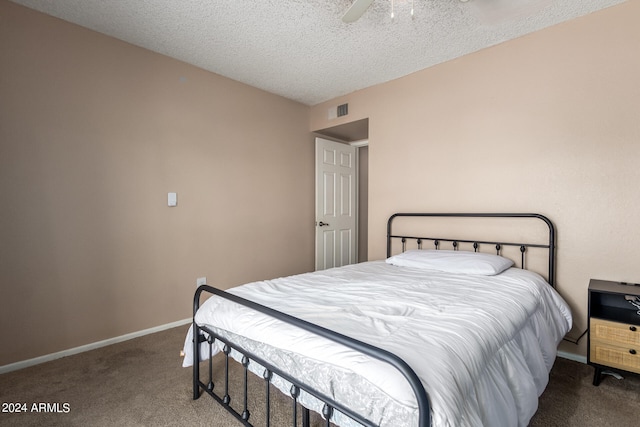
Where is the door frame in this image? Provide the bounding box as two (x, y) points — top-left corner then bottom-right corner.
(350, 139), (368, 263)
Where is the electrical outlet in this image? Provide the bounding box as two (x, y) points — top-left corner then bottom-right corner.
(196, 277), (206, 286)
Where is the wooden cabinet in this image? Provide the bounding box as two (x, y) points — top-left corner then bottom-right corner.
(588, 279), (640, 385)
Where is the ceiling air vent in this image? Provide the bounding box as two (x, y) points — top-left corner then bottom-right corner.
(337, 103), (349, 117)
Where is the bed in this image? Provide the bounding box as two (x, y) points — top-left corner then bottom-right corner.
(183, 213), (572, 427)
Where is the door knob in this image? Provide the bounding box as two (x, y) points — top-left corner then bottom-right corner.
(318, 221), (330, 227)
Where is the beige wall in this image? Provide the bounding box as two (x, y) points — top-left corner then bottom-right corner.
(311, 1), (640, 358)
(0, 1), (314, 366)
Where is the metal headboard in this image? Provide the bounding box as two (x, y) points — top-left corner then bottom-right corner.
(386, 213), (556, 287)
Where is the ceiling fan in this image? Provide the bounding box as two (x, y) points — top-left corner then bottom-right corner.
(342, 0), (375, 23)
(341, 0), (549, 24)
(341, 0), (420, 23)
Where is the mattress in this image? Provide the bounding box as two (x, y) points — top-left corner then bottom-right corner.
(183, 261), (572, 427)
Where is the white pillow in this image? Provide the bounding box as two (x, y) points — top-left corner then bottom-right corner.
(385, 249), (513, 275)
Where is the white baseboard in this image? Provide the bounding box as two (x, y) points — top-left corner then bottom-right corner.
(557, 350), (587, 364)
(0, 318), (192, 375)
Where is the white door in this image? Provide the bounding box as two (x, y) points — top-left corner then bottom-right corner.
(315, 137), (357, 270)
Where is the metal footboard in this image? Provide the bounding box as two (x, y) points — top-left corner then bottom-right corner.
(192, 285), (431, 427)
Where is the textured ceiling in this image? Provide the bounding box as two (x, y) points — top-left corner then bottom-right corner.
(10, 0), (627, 106)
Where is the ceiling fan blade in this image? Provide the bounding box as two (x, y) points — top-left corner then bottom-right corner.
(342, 0), (375, 23)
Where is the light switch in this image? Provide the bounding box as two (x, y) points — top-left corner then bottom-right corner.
(168, 192), (177, 207)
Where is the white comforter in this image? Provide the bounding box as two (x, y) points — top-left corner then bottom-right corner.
(183, 261), (572, 427)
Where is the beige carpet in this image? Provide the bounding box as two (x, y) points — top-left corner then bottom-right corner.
(1, 325), (638, 426)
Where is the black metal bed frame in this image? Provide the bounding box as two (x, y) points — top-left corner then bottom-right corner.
(192, 213), (556, 427)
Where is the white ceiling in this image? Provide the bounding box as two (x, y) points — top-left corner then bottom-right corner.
(11, 0), (627, 106)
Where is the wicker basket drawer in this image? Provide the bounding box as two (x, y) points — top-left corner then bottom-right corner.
(590, 341), (640, 374)
(591, 318), (640, 347)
